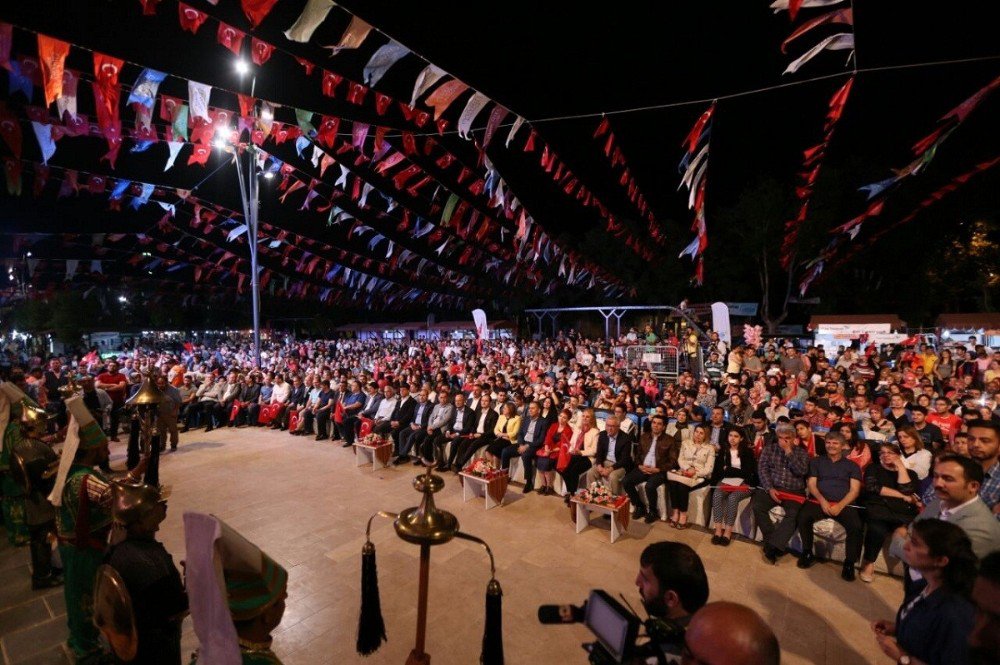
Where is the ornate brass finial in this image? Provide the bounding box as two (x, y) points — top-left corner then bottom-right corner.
(393, 471), (460, 546)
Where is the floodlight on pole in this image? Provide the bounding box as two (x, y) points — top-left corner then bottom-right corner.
(235, 59), (250, 75)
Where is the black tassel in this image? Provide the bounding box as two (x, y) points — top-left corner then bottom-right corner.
(145, 432), (161, 488)
(481, 579), (503, 665)
(126, 414), (141, 470)
(357, 541), (386, 656)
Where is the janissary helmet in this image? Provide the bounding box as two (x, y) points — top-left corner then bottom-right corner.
(183, 512), (289, 663)
(111, 481), (169, 527)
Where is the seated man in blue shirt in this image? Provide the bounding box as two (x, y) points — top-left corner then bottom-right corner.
(795, 431), (863, 581)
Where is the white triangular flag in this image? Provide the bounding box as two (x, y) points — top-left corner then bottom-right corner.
(457, 92), (490, 140)
(165, 141), (183, 171)
(410, 64), (446, 106)
(188, 81), (212, 121)
(284, 0), (334, 43)
(783, 33), (855, 75)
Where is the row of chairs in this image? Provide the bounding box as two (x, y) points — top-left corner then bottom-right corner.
(500, 449), (901, 575)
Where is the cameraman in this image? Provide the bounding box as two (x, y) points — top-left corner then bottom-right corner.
(635, 541), (709, 662)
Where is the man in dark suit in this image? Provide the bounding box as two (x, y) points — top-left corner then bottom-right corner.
(747, 410), (775, 457)
(503, 401), (545, 493)
(395, 389), (433, 465)
(379, 384), (416, 445)
(707, 406), (734, 449)
(584, 414), (635, 495)
(360, 382), (383, 419)
(622, 415), (678, 523)
(451, 394), (499, 471)
(276, 375), (307, 431)
(428, 393), (475, 470)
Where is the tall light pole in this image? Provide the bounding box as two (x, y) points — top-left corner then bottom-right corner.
(225, 60), (262, 368)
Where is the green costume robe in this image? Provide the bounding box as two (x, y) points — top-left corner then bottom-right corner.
(0, 415), (29, 545)
(56, 464), (112, 662)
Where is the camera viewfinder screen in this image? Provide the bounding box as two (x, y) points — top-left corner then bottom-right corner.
(584, 592), (629, 662)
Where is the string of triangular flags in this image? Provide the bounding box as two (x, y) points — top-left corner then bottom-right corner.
(592, 115), (667, 244)
(795, 71), (1000, 290)
(799, 153), (1000, 294)
(1, 26), (628, 298)
(166, 3), (634, 290)
(677, 102), (715, 286)
(780, 74), (854, 267)
(9, 157), (488, 305)
(772, 0), (855, 75)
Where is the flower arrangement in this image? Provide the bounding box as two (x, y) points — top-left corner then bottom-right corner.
(575, 481), (619, 506)
(462, 457), (507, 480)
(358, 432), (392, 447)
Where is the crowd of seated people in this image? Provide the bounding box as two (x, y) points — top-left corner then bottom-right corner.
(4, 329), (1000, 661)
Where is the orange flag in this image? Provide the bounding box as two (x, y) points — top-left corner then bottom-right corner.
(424, 79), (469, 121)
(38, 34), (70, 106)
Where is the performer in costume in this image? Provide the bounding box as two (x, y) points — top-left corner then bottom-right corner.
(0, 381), (62, 588)
(184, 512), (289, 665)
(0, 380), (32, 545)
(49, 395), (115, 664)
(103, 479), (187, 664)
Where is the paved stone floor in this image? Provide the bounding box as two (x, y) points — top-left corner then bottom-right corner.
(1, 427), (904, 664)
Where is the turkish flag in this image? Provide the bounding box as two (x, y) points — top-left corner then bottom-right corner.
(177, 3), (208, 34)
(88, 174), (107, 194)
(251, 38), (274, 65)
(316, 116), (339, 148)
(321, 70), (343, 97)
(217, 22), (246, 56)
(295, 57), (315, 75)
(0, 107), (23, 157)
(92, 53), (122, 132)
(93, 52), (123, 89)
(188, 144), (211, 166)
(140, 0), (161, 15)
(241, 0), (279, 28)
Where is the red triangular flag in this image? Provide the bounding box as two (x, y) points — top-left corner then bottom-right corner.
(241, 0), (279, 28)
(251, 38), (274, 65)
(177, 2), (208, 33)
(217, 22), (246, 56)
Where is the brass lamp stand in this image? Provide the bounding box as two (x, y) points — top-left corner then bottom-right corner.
(359, 469), (503, 664)
(123, 370), (165, 485)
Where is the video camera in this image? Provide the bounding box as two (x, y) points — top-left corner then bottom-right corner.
(538, 590), (686, 664)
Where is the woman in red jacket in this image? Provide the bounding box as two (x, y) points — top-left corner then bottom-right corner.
(536, 409), (572, 496)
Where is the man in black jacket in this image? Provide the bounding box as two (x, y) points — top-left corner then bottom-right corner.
(429, 393), (475, 471)
(451, 394), (499, 471)
(395, 389), (432, 464)
(584, 415), (635, 495)
(747, 411), (775, 456)
(276, 375), (307, 431)
(376, 383), (415, 440)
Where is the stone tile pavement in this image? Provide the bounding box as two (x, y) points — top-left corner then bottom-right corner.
(1, 427), (904, 664)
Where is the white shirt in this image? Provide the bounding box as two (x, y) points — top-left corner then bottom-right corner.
(476, 410), (489, 434)
(374, 397), (397, 421)
(606, 434), (618, 465)
(729, 448), (742, 469)
(270, 382), (290, 404)
(939, 496), (982, 521)
(453, 408), (466, 431)
(642, 442), (658, 468)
